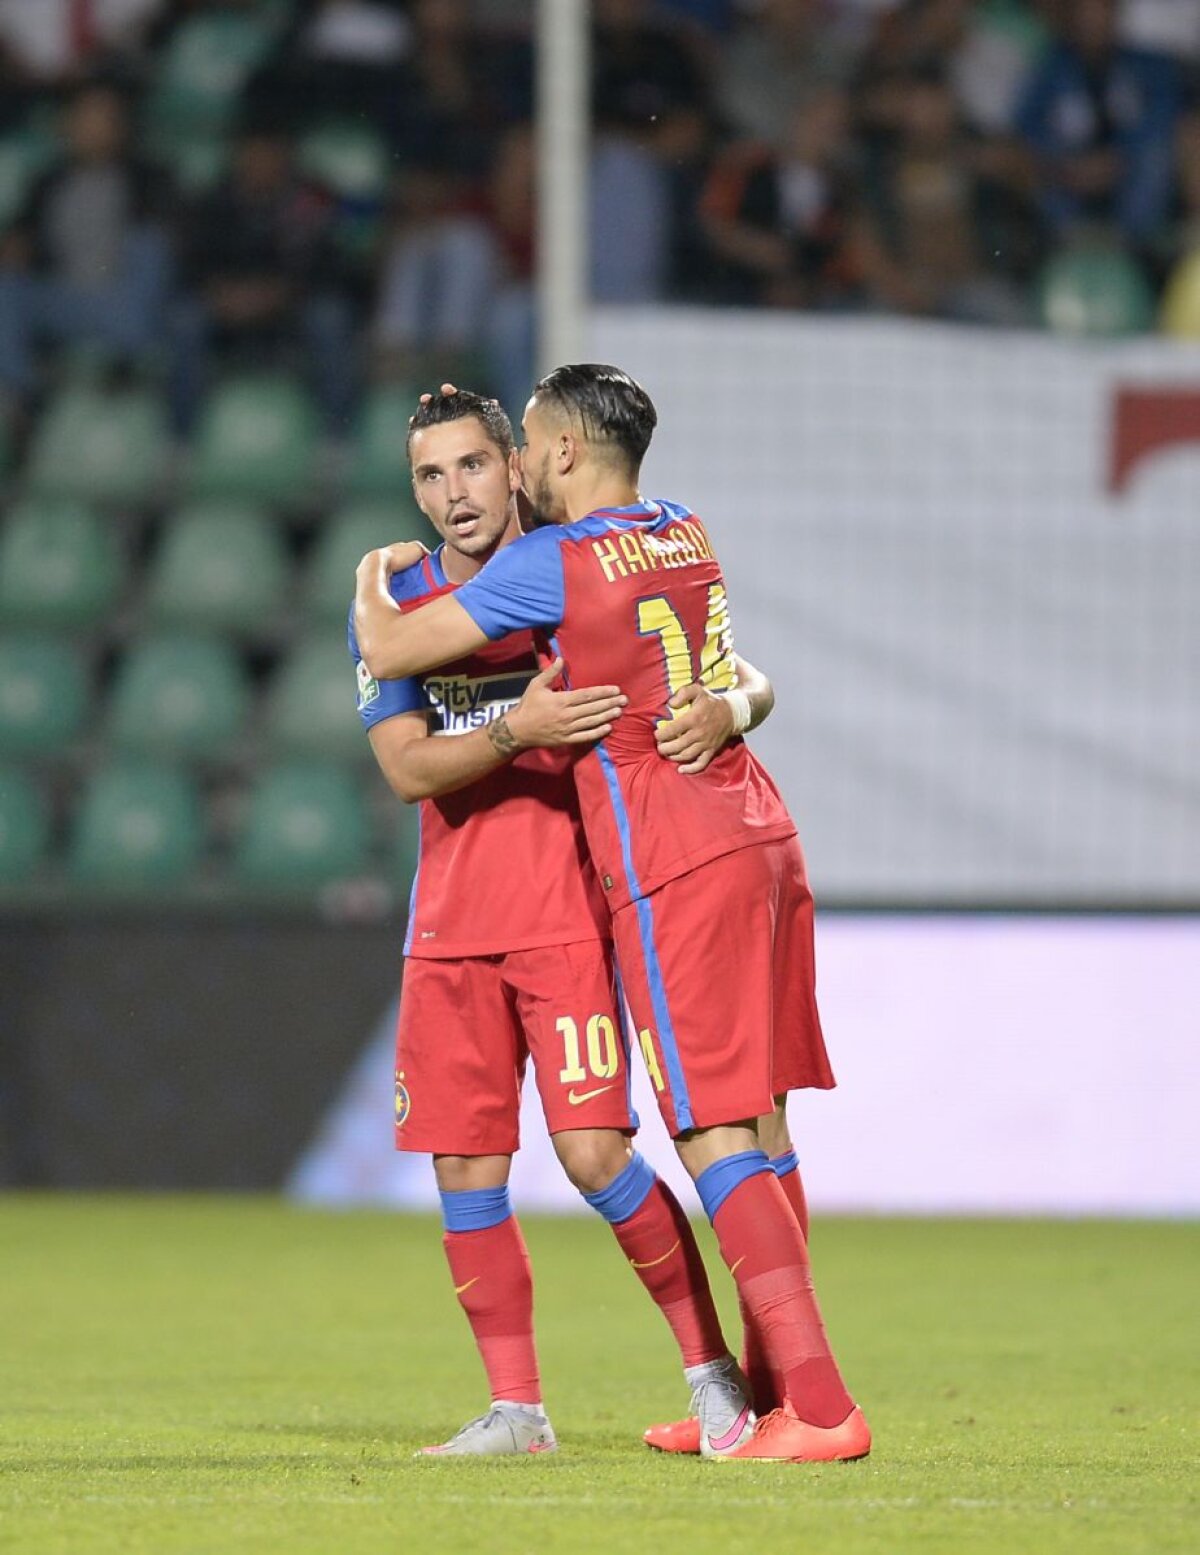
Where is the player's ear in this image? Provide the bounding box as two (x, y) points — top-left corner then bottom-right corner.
(507, 447), (522, 492)
(558, 431), (578, 474)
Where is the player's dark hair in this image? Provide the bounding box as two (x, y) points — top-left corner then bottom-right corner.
(532, 363), (657, 471)
(406, 391), (515, 462)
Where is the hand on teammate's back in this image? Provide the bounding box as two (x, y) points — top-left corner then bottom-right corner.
(655, 683), (737, 775)
(506, 658), (626, 749)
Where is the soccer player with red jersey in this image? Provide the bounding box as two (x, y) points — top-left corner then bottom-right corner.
(354, 368), (871, 1464)
(349, 389), (770, 1456)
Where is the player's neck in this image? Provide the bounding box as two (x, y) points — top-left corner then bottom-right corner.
(440, 513), (522, 584)
(563, 476), (642, 524)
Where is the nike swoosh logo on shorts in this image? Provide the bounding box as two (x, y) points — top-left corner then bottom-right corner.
(567, 1084), (615, 1105)
(454, 1277), (479, 1296)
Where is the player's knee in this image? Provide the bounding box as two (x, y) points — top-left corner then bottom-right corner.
(433, 1154), (512, 1194)
(758, 1098), (793, 1161)
(554, 1130), (631, 1196)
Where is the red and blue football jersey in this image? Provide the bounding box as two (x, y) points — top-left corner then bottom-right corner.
(454, 499), (797, 911)
(348, 548), (608, 958)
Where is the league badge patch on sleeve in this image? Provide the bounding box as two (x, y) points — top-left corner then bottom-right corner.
(357, 658), (381, 708)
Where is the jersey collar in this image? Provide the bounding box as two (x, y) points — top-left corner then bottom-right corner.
(588, 498), (661, 522)
(427, 546), (449, 587)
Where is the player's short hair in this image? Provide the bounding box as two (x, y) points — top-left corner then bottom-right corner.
(406, 391), (515, 462)
(532, 363), (657, 471)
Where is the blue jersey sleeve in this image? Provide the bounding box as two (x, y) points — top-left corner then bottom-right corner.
(346, 601), (429, 731)
(453, 527), (566, 640)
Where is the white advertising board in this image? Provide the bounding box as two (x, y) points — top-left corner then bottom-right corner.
(291, 915), (1199, 1217)
(588, 312), (1200, 904)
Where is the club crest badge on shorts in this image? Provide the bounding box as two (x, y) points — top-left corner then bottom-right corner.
(394, 1070), (411, 1128)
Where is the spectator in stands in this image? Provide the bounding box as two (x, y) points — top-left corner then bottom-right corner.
(387, 0), (531, 182)
(856, 68), (1035, 324)
(854, 0), (1049, 138)
(370, 0), (530, 381)
(169, 120), (356, 438)
(0, 0), (164, 87)
(591, 0), (711, 302)
(1120, 1), (1200, 78)
(477, 120), (538, 417)
(697, 85), (864, 309)
(143, 0), (294, 157)
(371, 150), (501, 382)
(656, 0), (736, 36)
(1158, 110), (1200, 335)
(0, 81), (171, 417)
(0, 32), (37, 134)
(716, 0), (862, 144)
(592, 0), (710, 132)
(1172, 112), (1200, 256)
(253, 0), (413, 128)
(1014, 0), (1181, 243)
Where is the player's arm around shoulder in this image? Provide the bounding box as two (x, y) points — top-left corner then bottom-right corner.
(354, 543), (486, 679)
(654, 653), (775, 776)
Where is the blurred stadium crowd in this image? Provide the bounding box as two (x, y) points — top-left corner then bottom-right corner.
(1, 0), (1199, 905)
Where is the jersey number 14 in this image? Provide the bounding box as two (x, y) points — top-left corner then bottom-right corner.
(637, 585), (735, 703)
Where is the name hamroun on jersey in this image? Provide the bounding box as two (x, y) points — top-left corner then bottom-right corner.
(424, 670), (534, 734)
(590, 517), (715, 585)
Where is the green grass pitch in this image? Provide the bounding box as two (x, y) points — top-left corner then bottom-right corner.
(1, 1198), (1195, 1555)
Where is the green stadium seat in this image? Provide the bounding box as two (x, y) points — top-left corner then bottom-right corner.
(305, 500), (429, 624)
(160, 133), (229, 195)
(0, 766), (49, 884)
(266, 637), (367, 760)
(187, 377), (318, 504)
(25, 384), (169, 505)
(0, 636), (88, 754)
(0, 128), (56, 228)
(298, 121), (390, 200)
(235, 761), (368, 887)
(144, 502), (291, 633)
(144, 6), (287, 147)
(1036, 246), (1155, 337)
(68, 763), (203, 885)
(107, 636), (250, 757)
(0, 499), (124, 627)
(346, 385), (426, 496)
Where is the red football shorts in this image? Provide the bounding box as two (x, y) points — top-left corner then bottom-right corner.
(612, 835), (834, 1137)
(394, 938), (637, 1155)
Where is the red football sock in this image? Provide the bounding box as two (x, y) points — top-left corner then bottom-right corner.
(609, 1178), (727, 1368)
(715, 1171), (853, 1428)
(775, 1159), (810, 1241)
(741, 1156), (812, 1411)
(442, 1218), (541, 1405)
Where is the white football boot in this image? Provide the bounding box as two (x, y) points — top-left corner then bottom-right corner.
(690, 1357), (757, 1458)
(418, 1402), (558, 1457)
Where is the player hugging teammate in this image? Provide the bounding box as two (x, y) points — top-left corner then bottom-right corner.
(352, 368), (869, 1464)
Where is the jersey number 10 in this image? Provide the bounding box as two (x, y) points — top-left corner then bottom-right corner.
(557, 1014), (620, 1084)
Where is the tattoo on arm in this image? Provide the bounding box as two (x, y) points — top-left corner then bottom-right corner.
(486, 715), (520, 757)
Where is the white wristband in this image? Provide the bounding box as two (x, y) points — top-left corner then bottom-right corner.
(724, 688), (752, 736)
